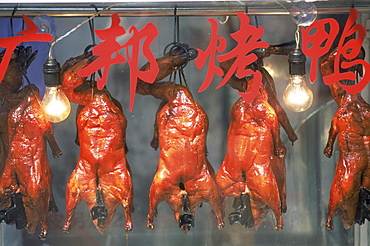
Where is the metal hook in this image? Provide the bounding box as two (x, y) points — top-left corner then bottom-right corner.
(180, 69), (188, 88)
(89, 4), (100, 46)
(88, 19), (96, 46)
(91, 4), (100, 17)
(173, 5), (179, 43)
(10, 4), (19, 37)
(87, 5), (101, 87)
(254, 15), (259, 28)
(218, 16), (229, 25)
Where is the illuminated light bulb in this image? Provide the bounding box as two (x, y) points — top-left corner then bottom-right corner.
(283, 48), (313, 112)
(41, 86), (70, 123)
(33, 15), (57, 36)
(290, 2), (317, 27)
(283, 75), (313, 112)
(41, 58), (71, 123)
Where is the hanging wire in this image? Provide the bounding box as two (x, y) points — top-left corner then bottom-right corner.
(48, 5), (114, 59)
(275, 1), (290, 13)
(180, 69), (188, 87)
(161, 6), (191, 88)
(254, 15), (259, 28)
(87, 5), (99, 91)
(173, 5), (179, 44)
(88, 19), (96, 46)
(294, 24), (300, 49)
(89, 4), (100, 46)
(170, 6), (181, 85)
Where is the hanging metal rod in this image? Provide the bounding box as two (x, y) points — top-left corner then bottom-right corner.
(0, 2), (369, 17)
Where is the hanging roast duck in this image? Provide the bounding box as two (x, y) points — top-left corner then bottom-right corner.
(216, 74), (285, 230)
(216, 42), (295, 230)
(320, 48), (370, 229)
(137, 44), (224, 233)
(0, 46), (37, 175)
(0, 84), (62, 240)
(60, 51), (133, 234)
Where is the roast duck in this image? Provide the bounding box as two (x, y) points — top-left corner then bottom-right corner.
(219, 41), (298, 145)
(215, 43), (296, 230)
(0, 84), (62, 240)
(215, 73), (285, 230)
(59, 51), (133, 234)
(320, 48), (370, 229)
(0, 46), (37, 175)
(136, 45), (225, 233)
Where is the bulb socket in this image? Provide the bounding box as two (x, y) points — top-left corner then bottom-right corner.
(43, 58), (61, 87)
(288, 48), (306, 76)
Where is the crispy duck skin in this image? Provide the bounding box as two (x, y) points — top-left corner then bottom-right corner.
(136, 51), (224, 232)
(319, 49), (346, 105)
(219, 57), (298, 145)
(323, 92), (368, 230)
(144, 84), (224, 232)
(136, 53), (189, 97)
(271, 138), (287, 213)
(60, 53), (97, 106)
(0, 85), (62, 240)
(319, 48), (364, 105)
(0, 46), (37, 175)
(320, 48), (370, 229)
(60, 52), (125, 147)
(62, 89), (133, 234)
(218, 53), (288, 226)
(216, 79), (285, 230)
(358, 99), (370, 193)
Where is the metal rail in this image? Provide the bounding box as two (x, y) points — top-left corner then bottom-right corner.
(0, 1), (369, 17)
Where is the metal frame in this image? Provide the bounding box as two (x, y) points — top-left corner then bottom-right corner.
(0, 1), (369, 17)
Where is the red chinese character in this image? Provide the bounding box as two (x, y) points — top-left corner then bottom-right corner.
(196, 12), (268, 103)
(78, 13), (126, 90)
(0, 15), (53, 83)
(218, 13), (268, 103)
(301, 18), (339, 83)
(217, 13), (268, 88)
(195, 18), (226, 92)
(323, 8), (369, 94)
(123, 23), (159, 111)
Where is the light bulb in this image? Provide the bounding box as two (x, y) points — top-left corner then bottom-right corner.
(33, 15), (57, 36)
(41, 86), (71, 123)
(41, 58), (71, 123)
(290, 2), (317, 27)
(283, 75), (313, 112)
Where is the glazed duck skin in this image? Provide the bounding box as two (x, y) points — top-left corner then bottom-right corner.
(137, 49), (223, 232)
(0, 46), (38, 175)
(323, 92), (368, 230)
(136, 50), (191, 96)
(216, 80), (284, 230)
(60, 52), (97, 106)
(320, 48), (370, 229)
(146, 84), (224, 233)
(62, 89), (133, 234)
(219, 46), (298, 145)
(0, 85), (62, 240)
(271, 138), (287, 213)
